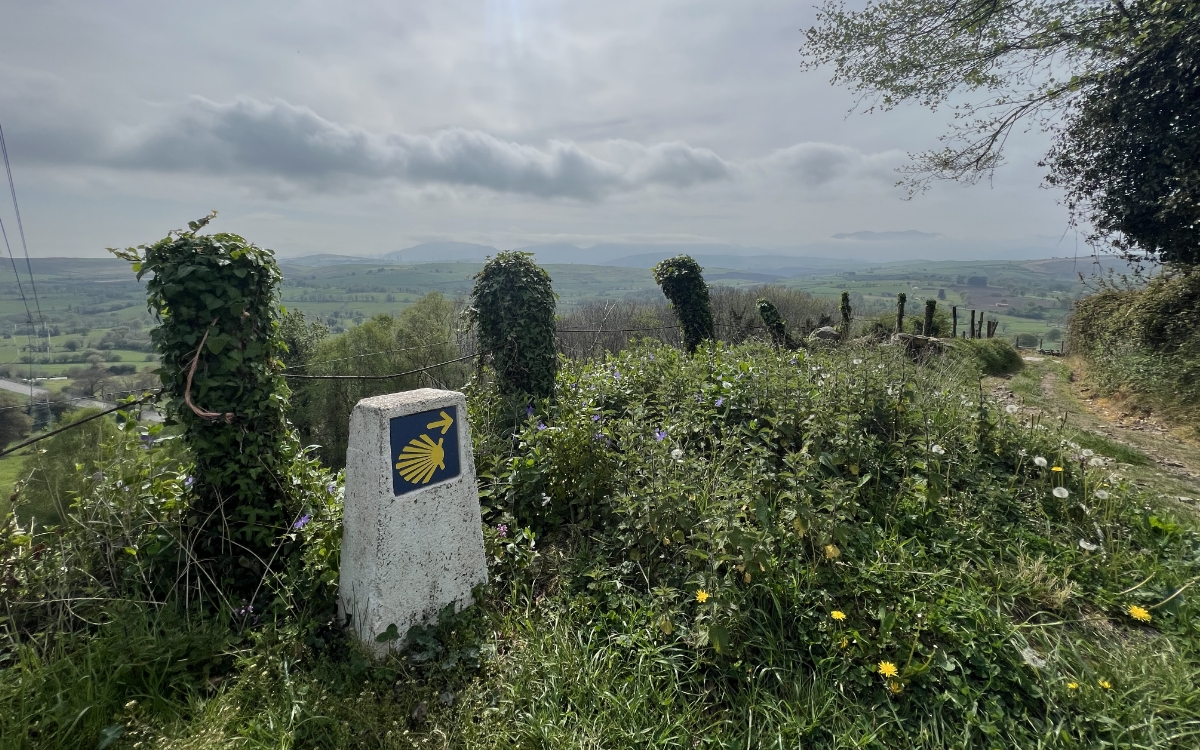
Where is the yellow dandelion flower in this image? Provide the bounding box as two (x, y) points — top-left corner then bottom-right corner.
(831, 610), (847, 621)
(877, 661), (898, 678)
(1051, 466), (1064, 472)
(695, 589), (710, 603)
(1128, 605), (1152, 623)
(887, 680), (904, 694)
(1067, 681), (1079, 690)
(1098, 679), (1112, 689)
(839, 636), (849, 649)
(824, 544), (841, 560)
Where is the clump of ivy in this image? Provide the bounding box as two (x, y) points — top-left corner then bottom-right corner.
(467, 251), (557, 401)
(896, 292), (906, 334)
(111, 213), (303, 598)
(839, 291), (853, 340)
(756, 297), (798, 350)
(923, 299), (937, 337)
(652, 255), (714, 353)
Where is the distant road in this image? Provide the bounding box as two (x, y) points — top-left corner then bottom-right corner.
(0, 378), (162, 421)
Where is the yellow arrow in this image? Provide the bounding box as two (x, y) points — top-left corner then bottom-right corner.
(426, 410), (454, 434)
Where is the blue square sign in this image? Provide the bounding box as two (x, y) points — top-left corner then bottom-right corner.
(389, 405), (461, 497)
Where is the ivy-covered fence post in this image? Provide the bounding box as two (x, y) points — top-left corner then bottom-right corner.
(756, 297), (798, 350)
(112, 214), (301, 595)
(652, 255), (713, 354)
(839, 291), (853, 340)
(896, 293), (907, 334)
(924, 299), (937, 337)
(468, 251), (557, 400)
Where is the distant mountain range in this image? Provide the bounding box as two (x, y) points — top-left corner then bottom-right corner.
(277, 232), (1082, 270)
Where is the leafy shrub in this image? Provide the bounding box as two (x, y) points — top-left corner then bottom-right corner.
(652, 255), (714, 353)
(468, 252), (557, 400)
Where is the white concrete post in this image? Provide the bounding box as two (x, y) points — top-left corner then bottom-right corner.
(339, 388), (488, 656)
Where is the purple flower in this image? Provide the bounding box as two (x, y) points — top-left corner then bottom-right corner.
(183, 476), (194, 488)
(614, 370), (621, 380)
(715, 397), (724, 407)
(140, 434), (154, 450)
(293, 514), (312, 530)
(233, 603), (255, 617)
(591, 414), (602, 422)
(655, 429), (667, 442)
(496, 524), (508, 538)
(648, 355), (655, 361)
(526, 405), (535, 417)
(327, 482), (338, 494)
(537, 422), (547, 431)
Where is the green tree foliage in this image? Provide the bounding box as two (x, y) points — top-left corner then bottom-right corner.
(292, 293), (465, 468)
(652, 255), (714, 354)
(111, 214), (301, 595)
(1044, 3), (1200, 266)
(801, 0), (1199, 263)
(468, 252), (557, 399)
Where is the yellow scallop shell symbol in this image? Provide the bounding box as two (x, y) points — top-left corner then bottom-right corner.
(395, 434), (446, 485)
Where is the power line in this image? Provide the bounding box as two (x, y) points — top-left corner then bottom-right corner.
(0, 118), (46, 343)
(0, 392), (158, 458)
(287, 340), (459, 370)
(555, 326), (679, 333)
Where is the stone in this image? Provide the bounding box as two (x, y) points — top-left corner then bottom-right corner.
(339, 388), (487, 656)
(810, 326), (841, 341)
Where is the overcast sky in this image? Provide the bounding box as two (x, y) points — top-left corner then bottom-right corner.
(0, 0), (1075, 259)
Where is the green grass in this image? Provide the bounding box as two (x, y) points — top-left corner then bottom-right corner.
(1071, 429), (1154, 466)
(4, 341), (1199, 749)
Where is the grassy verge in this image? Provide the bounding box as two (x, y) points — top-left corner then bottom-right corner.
(3, 342), (1199, 748)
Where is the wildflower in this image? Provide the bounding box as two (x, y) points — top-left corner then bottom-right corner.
(1094, 490), (1110, 500)
(655, 429), (667, 442)
(1067, 681), (1079, 690)
(1098, 679), (1112, 690)
(1052, 466), (1064, 472)
(496, 524), (508, 538)
(1005, 404), (1020, 414)
(1089, 457), (1105, 467)
(695, 590), (710, 603)
(1021, 646), (1046, 669)
(1082, 449), (1094, 457)
(839, 636), (849, 649)
(1053, 487), (1070, 499)
(613, 370), (621, 380)
(887, 680), (904, 694)
(671, 448), (684, 460)
(1127, 605), (1152, 623)
(591, 413), (602, 422)
(293, 514), (312, 531)
(852, 358), (863, 365)
(525, 405), (534, 418)
(877, 661), (898, 678)
(1034, 456), (1048, 467)
(184, 475), (194, 488)
(930, 444), (945, 455)
(715, 397), (724, 407)
(823, 544), (841, 560)
(831, 610), (846, 621)
(537, 422), (547, 431)
(327, 481), (338, 494)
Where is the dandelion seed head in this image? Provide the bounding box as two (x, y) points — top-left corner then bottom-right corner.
(1053, 487), (1070, 498)
(1034, 456), (1048, 467)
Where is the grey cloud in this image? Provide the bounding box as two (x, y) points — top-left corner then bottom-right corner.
(103, 97), (733, 200)
(751, 142), (901, 188)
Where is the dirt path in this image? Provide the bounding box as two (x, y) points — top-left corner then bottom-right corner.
(988, 355), (1200, 512)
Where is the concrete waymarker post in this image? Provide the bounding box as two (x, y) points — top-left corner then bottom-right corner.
(339, 388), (488, 655)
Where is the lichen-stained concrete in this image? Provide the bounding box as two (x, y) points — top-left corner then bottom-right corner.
(339, 388), (487, 656)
